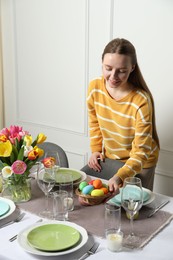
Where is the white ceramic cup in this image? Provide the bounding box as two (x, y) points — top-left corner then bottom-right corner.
(52, 190), (68, 221)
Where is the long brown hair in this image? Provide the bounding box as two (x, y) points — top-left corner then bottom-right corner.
(102, 38), (160, 148)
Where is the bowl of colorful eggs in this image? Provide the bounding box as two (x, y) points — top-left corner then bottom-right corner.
(75, 178), (112, 206)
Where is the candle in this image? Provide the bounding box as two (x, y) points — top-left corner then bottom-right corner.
(64, 197), (74, 211)
(106, 231), (123, 252)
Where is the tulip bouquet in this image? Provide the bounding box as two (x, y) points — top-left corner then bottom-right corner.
(0, 125), (47, 202)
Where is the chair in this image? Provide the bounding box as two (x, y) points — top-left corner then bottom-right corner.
(37, 142), (69, 168)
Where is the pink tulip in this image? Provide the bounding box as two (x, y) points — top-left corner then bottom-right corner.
(11, 160), (27, 174)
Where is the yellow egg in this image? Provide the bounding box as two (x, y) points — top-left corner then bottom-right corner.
(91, 189), (104, 196)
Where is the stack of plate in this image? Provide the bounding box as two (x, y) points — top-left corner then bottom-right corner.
(0, 197), (16, 221)
(108, 187), (155, 206)
(17, 221), (88, 256)
(54, 168), (87, 187)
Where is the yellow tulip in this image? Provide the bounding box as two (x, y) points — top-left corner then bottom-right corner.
(37, 133), (47, 144)
(35, 146), (44, 157)
(24, 135), (32, 146)
(0, 140), (12, 157)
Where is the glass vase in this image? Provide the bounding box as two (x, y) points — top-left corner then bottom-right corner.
(2, 177), (32, 203)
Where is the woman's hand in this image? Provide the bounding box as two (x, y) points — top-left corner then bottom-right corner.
(88, 152), (104, 172)
(108, 176), (122, 196)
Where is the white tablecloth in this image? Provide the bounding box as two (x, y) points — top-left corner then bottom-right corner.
(0, 195), (173, 260)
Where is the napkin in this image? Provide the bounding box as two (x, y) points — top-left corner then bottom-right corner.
(110, 186), (150, 205)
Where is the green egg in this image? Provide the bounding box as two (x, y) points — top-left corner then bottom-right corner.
(79, 181), (88, 191)
(102, 183), (108, 189)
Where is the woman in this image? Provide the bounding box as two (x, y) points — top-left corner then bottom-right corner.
(81, 38), (160, 195)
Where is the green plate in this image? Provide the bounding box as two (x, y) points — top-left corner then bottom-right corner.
(27, 224), (80, 252)
(55, 168), (82, 183)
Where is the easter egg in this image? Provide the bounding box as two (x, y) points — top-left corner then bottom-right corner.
(100, 187), (109, 194)
(79, 181), (88, 191)
(91, 189), (104, 196)
(88, 179), (94, 185)
(82, 185), (94, 195)
(93, 179), (102, 189)
(102, 183), (108, 189)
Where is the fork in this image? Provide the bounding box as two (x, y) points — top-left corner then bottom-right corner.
(0, 212), (26, 229)
(9, 218), (43, 242)
(78, 242), (99, 260)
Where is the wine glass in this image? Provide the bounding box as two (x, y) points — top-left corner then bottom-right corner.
(121, 177), (143, 246)
(37, 162), (56, 218)
(44, 151), (61, 169)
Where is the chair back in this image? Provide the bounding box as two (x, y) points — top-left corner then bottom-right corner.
(38, 142), (69, 168)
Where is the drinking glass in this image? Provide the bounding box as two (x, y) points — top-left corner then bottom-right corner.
(37, 163), (56, 218)
(104, 204), (123, 252)
(44, 151), (61, 169)
(121, 177), (143, 246)
(59, 172), (74, 212)
(52, 190), (69, 221)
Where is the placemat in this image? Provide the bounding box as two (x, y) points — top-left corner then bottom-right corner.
(18, 179), (173, 249)
(0, 206), (21, 228)
(69, 201), (173, 249)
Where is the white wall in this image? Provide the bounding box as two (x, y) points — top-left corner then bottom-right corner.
(1, 0), (173, 196)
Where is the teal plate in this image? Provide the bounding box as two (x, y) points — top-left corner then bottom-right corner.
(0, 200), (10, 217)
(55, 168), (82, 183)
(27, 224), (80, 252)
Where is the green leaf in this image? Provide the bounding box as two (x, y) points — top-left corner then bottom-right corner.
(31, 140), (37, 147)
(15, 138), (20, 151)
(12, 145), (18, 160)
(0, 160), (5, 170)
(10, 152), (15, 164)
(0, 156), (11, 165)
(17, 146), (24, 160)
(19, 138), (24, 149)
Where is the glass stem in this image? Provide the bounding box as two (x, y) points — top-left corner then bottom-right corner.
(130, 216), (134, 237)
(45, 193), (49, 211)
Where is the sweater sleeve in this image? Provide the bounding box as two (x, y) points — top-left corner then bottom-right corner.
(87, 81), (103, 153)
(116, 94), (157, 181)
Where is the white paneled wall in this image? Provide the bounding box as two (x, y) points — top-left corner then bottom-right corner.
(1, 0), (173, 196)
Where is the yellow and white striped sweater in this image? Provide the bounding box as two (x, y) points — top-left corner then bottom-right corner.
(87, 76), (159, 181)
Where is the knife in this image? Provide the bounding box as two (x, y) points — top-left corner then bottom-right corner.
(147, 200), (169, 218)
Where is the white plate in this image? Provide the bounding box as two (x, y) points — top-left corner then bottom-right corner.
(17, 220), (88, 256)
(0, 197), (16, 220)
(108, 187), (155, 206)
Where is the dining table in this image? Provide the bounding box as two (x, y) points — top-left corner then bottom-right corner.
(0, 175), (173, 260)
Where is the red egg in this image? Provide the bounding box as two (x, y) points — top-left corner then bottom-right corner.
(88, 179), (94, 185)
